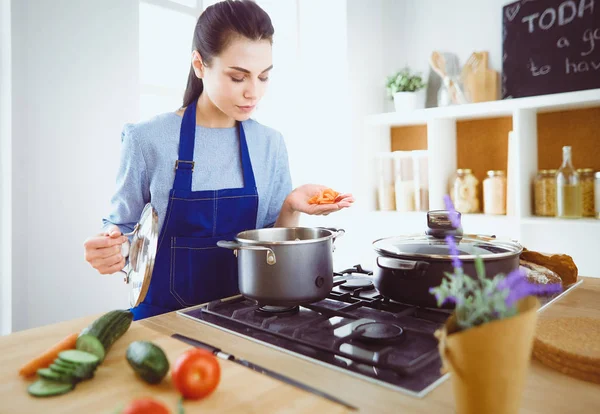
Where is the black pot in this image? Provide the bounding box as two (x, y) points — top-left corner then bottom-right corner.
(372, 210), (522, 308)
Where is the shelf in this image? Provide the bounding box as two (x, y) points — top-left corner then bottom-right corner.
(520, 216), (600, 226)
(365, 88), (600, 127)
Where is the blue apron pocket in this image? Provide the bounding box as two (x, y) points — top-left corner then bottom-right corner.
(170, 236), (239, 307)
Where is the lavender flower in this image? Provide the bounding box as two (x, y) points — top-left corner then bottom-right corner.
(443, 194), (461, 229)
(500, 269), (562, 307)
(497, 267), (528, 291)
(428, 194), (563, 331)
(445, 235), (463, 271)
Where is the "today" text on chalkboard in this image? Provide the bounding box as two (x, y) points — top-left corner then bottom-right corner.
(502, 0), (600, 99)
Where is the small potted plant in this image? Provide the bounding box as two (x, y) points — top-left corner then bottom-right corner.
(386, 68), (427, 111)
(430, 195), (562, 414)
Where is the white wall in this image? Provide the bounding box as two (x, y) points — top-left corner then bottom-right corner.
(9, 0), (139, 331)
(1, 0), (13, 335)
(382, 0), (510, 109)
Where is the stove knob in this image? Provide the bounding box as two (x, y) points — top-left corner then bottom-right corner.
(315, 276), (325, 288)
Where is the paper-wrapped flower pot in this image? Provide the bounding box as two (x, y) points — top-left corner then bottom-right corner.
(434, 296), (540, 414)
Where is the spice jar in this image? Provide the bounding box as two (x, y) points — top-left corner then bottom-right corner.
(578, 168), (595, 217)
(533, 170), (557, 217)
(376, 153), (396, 211)
(412, 150), (429, 211)
(595, 172), (600, 219)
(483, 170), (506, 215)
(393, 151), (415, 212)
(451, 169), (479, 213)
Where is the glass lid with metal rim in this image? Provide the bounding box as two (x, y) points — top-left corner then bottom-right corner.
(120, 203), (159, 307)
(372, 234), (522, 261)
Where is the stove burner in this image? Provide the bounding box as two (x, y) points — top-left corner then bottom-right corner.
(339, 276), (374, 291)
(256, 305), (299, 316)
(354, 322), (404, 343)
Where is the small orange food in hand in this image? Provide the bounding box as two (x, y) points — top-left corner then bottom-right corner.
(308, 188), (340, 205)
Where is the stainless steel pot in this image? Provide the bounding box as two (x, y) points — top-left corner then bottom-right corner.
(218, 227), (344, 307)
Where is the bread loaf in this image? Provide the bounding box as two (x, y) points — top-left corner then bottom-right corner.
(520, 260), (562, 286)
(520, 249), (578, 287)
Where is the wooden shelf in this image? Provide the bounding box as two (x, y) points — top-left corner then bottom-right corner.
(366, 88), (600, 127)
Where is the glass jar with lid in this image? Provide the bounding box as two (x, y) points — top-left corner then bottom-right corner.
(393, 151), (415, 212)
(533, 170), (557, 216)
(577, 168), (595, 217)
(376, 153), (396, 211)
(451, 168), (479, 213)
(595, 172), (600, 219)
(483, 170), (506, 215)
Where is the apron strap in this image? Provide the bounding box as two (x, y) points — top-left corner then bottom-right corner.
(174, 97), (257, 191)
(238, 122), (257, 190)
(173, 98), (197, 191)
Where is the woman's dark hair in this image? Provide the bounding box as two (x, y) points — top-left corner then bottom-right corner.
(182, 0), (274, 108)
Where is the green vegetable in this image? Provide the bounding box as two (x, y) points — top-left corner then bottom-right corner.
(126, 341), (170, 384)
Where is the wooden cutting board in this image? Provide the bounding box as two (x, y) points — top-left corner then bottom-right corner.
(462, 51), (499, 103)
(0, 314), (350, 414)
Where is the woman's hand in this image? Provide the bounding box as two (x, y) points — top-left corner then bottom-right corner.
(288, 184), (354, 215)
(83, 225), (128, 275)
(275, 184), (355, 227)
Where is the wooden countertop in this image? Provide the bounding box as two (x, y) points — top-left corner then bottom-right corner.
(2, 278), (600, 413)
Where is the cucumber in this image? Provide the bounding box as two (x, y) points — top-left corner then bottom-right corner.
(56, 358), (94, 374)
(126, 341), (170, 384)
(36, 368), (65, 382)
(76, 309), (133, 362)
(48, 364), (79, 383)
(59, 350), (100, 366)
(28, 378), (75, 397)
(51, 362), (94, 381)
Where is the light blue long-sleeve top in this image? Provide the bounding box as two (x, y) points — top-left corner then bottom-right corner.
(102, 112), (292, 235)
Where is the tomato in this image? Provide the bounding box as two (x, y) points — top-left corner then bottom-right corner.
(122, 397), (170, 414)
(171, 348), (221, 400)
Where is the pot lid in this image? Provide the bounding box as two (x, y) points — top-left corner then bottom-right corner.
(124, 203), (158, 307)
(372, 234), (522, 261)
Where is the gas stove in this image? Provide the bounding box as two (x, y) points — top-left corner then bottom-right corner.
(178, 265), (452, 397)
(177, 264), (579, 398)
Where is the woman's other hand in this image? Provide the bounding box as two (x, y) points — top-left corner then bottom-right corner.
(83, 225), (128, 275)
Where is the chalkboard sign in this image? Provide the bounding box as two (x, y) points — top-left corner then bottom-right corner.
(502, 0), (600, 99)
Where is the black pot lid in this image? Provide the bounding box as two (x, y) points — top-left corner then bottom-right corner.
(372, 234), (522, 261)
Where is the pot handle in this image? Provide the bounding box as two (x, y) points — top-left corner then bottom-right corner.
(217, 241), (277, 265)
(320, 228), (345, 252)
(376, 256), (429, 279)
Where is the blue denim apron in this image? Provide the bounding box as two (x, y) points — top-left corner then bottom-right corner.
(131, 98), (259, 320)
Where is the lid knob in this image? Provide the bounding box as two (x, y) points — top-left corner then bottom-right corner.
(426, 210), (463, 239)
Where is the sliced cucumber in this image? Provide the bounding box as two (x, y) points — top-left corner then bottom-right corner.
(27, 379), (75, 398)
(58, 350), (100, 366)
(56, 358), (95, 374)
(36, 368), (65, 382)
(49, 365), (79, 383)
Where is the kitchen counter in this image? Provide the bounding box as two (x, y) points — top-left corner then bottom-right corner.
(2, 277), (599, 414)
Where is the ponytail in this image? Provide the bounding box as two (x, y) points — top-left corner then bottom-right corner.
(182, 66), (204, 108)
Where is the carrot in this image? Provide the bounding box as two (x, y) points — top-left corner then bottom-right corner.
(19, 332), (79, 377)
(308, 188), (341, 205)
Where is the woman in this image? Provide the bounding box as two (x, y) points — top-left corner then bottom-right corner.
(83, 0), (354, 320)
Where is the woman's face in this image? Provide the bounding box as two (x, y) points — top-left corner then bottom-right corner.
(194, 36), (272, 121)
